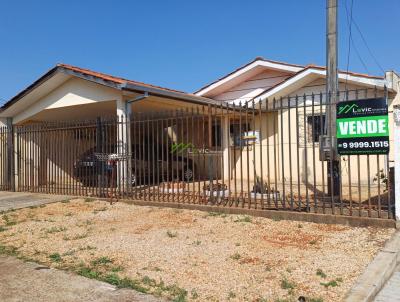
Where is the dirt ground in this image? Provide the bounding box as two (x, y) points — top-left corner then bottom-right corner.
(0, 198), (394, 302)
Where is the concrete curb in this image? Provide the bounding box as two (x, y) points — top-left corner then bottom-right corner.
(344, 231), (400, 302)
(120, 199), (397, 228)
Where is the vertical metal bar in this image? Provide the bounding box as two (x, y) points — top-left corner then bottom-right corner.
(311, 93), (317, 213)
(280, 97), (286, 209)
(258, 101), (264, 209)
(303, 94), (309, 211)
(295, 95), (301, 210)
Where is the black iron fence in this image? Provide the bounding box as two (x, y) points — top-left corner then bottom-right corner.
(0, 88), (394, 219)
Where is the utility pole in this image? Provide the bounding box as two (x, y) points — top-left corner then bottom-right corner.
(326, 0), (340, 196)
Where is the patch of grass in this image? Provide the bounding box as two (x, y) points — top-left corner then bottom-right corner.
(206, 211), (226, 218)
(280, 278), (296, 291)
(230, 252), (241, 260)
(91, 256), (113, 266)
(316, 269), (327, 279)
(61, 199), (70, 203)
(228, 291), (236, 299)
(2, 215), (17, 226)
(0, 244), (18, 256)
(234, 215), (252, 223)
(71, 232), (89, 240)
(62, 250), (75, 256)
(110, 265), (124, 272)
(93, 207), (107, 214)
(77, 267), (100, 279)
(192, 240), (201, 246)
(191, 289), (199, 299)
(78, 245), (97, 251)
(309, 298), (324, 302)
(65, 212), (73, 217)
(0, 226), (7, 232)
(49, 253), (62, 262)
(84, 198), (95, 203)
(167, 231), (178, 238)
(46, 226), (67, 234)
(298, 224), (303, 228)
(320, 278), (343, 288)
(309, 239), (318, 245)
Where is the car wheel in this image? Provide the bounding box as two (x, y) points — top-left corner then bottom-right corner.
(183, 167), (193, 181)
(131, 173), (136, 186)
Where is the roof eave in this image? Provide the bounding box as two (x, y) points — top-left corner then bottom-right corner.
(121, 82), (221, 106)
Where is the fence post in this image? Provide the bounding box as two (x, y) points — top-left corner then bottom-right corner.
(393, 105), (400, 221)
(6, 118), (15, 191)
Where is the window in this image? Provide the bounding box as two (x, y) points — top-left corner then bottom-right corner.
(211, 124), (222, 148)
(307, 115), (326, 143)
(230, 123), (251, 147)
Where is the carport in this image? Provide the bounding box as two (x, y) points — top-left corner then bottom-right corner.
(0, 64), (231, 197)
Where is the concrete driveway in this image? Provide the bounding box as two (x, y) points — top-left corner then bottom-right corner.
(0, 256), (161, 302)
(0, 191), (70, 212)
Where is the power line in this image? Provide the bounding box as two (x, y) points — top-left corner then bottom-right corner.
(350, 16), (386, 74)
(345, 0), (354, 89)
(343, 0), (370, 75)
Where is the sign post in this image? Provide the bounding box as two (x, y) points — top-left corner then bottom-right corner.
(393, 105), (400, 221)
(336, 98), (389, 155)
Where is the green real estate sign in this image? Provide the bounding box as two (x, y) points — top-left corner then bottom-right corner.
(336, 98), (389, 155)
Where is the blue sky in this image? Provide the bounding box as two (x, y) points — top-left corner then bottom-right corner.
(0, 0), (398, 102)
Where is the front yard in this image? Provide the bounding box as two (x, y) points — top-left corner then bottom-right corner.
(0, 199), (394, 302)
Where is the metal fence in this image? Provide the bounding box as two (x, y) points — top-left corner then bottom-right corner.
(0, 88), (394, 220)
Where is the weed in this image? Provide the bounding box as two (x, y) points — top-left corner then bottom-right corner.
(309, 239), (318, 245)
(84, 198), (95, 203)
(91, 256), (113, 266)
(207, 212), (226, 217)
(0, 226), (7, 232)
(190, 289), (199, 299)
(309, 298), (324, 302)
(111, 266), (124, 272)
(167, 231), (177, 238)
(61, 199), (70, 203)
(62, 250), (76, 256)
(298, 224), (303, 228)
(93, 207), (107, 214)
(316, 269), (327, 279)
(234, 215), (252, 223)
(46, 226), (67, 234)
(230, 252), (241, 260)
(2, 215), (17, 226)
(192, 240), (201, 246)
(65, 212), (73, 217)
(228, 291), (236, 299)
(77, 267), (100, 279)
(49, 253), (62, 262)
(0, 244), (18, 256)
(280, 278), (296, 291)
(320, 278), (342, 288)
(72, 233), (89, 240)
(235, 242), (241, 246)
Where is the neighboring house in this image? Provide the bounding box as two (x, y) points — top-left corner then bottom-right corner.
(195, 57), (399, 186)
(0, 57), (398, 193)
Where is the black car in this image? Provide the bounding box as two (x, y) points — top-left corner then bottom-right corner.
(73, 143), (195, 187)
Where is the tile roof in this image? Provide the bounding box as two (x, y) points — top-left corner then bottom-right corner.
(195, 57), (384, 95)
(57, 63), (186, 94)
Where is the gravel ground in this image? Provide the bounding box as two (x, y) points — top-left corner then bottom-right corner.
(0, 199), (394, 302)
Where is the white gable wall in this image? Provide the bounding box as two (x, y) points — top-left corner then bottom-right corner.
(213, 70), (292, 104)
(13, 77), (122, 124)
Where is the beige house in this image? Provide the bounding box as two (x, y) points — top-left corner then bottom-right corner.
(0, 58), (398, 205)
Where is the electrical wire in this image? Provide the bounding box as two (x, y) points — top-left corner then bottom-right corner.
(344, 0), (354, 89)
(343, 0), (370, 75)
